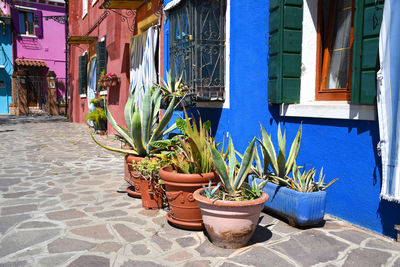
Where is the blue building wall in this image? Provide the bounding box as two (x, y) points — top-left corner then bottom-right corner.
(164, 0), (400, 239)
(0, 20), (12, 114)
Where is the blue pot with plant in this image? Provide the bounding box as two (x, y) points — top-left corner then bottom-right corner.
(250, 124), (338, 227)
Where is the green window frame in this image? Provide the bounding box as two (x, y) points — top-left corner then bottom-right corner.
(78, 54), (88, 94)
(96, 39), (107, 91)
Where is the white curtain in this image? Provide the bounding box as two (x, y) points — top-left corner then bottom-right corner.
(377, 0), (400, 202)
(129, 26), (159, 109)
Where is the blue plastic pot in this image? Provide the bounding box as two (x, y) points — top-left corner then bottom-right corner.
(252, 177), (327, 226)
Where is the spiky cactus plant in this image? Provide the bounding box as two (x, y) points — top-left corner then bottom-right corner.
(90, 86), (177, 156)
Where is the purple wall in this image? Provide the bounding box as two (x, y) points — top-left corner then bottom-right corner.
(11, 1), (66, 97)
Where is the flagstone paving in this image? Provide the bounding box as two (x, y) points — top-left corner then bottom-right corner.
(1, 115), (400, 267)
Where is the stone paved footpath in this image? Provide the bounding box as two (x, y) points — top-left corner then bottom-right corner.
(1, 115), (400, 267)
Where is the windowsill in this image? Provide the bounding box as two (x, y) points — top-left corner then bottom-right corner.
(15, 5), (37, 11)
(80, 94), (87, 98)
(280, 102), (376, 121)
(92, 0), (99, 6)
(18, 34), (38, 38)
(196, 101), (225, 109)
(99, 90), (107, 96)
(82, 13), (87, 19)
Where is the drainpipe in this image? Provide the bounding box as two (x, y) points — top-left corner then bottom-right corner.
(64, 0), (69, 117)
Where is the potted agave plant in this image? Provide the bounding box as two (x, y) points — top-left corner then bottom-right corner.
(158, 109), (219, 230)
(156, 71), (196, 111)
(90, 86), (176, 197)
(251, 124), (338, 227)
(193, 137), (268, 249)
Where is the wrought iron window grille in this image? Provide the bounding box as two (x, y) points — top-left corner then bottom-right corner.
(35, 15), (67, 25)
(169, 0), (226, 102)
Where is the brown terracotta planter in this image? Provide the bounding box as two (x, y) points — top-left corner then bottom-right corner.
(139, 177), (164, 210)
(193, 188), (269, 249)
(122, 144), (132, 183)
(124, 154), (144, 198)
(159, 165), (219, 230)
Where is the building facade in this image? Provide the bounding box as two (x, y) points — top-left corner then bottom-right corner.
(6, 0), (66, 115)
(0, 4), (12, 114)
(68, 0), (163, 133)
(162, 0), (400, 239)
(68, 0), (400, 239)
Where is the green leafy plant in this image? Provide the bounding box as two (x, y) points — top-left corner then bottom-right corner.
(208, 137), (267, 201)
(155, 71), (194, 110)
(252, 124), (338, 192)
(90, 86), (177, 156)
(132, 157), (171, 182)
(97, 70), (106, 88)
(289, 164), (338, 192)
(89, 97), (105, 108)
(170, 109), (216, 174)
(85, 108), (107, 128)
(202, 180), (221, 199)
(156, 70), (188, 98)
(252, 124), (302, 185)
(131, 157), (171, 203)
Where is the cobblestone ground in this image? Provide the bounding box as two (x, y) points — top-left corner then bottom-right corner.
(1, 115), (400, 267)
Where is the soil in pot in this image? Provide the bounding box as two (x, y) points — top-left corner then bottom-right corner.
(159, 165), (219, 230)
(193, 188), (269, 249)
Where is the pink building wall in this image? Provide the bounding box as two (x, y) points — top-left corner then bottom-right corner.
(10, 0), (66, 97)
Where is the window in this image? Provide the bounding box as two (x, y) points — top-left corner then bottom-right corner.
(11, 8), (43, 38)
(78, 53), (88, 94)
(19, 10), (34, 35)
(82, 0), (88, 18)
(316, 0), (354, 101)
(168, 0), (226, 101)
(268, 0), (383, 120)
(96, 39), (107, 91)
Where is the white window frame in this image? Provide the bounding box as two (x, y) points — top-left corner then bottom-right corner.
(92, 0), (99, 6)
(80, 50), (88, 98)
(279, 0), (376, 121)
(82, 0), (88, 19)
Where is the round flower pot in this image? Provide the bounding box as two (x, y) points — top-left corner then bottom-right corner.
(193, 188), (269, 249)
(159, 165), (219, 230)
(125, 154), (144, 198)
(139, 177), (164, 210)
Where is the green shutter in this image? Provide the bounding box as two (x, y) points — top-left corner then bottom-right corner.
(268, 0), (303, 104)
(78, 54), (88, 94)
(96, 40), (107, 91)
(351, 0), (384, 104)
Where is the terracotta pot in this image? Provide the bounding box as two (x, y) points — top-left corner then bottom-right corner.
(139, 176), (164, 210)
(193, 188), (269, 249)
(159, 165), (219, 230)
(122, 144), (132, 183)
(124, 154), (144, 198)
